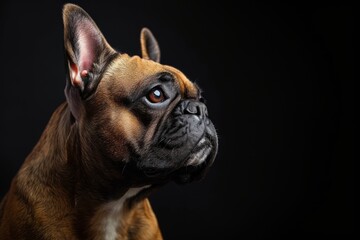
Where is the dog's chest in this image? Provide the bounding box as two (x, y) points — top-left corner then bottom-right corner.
(91, 187), (147, 240)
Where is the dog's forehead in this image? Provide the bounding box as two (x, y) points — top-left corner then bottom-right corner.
(102, 54), (198, 97)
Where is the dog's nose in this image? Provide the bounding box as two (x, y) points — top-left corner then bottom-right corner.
(184, 100), (208, 117)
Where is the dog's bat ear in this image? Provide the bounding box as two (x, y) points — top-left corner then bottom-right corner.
(62, 4), (116, 119)
(140, 28), (160, 62)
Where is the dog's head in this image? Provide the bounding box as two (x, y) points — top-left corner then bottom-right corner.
(63, 4), (218, 186)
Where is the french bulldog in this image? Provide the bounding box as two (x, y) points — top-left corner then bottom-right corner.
(0, 3), (218, 239)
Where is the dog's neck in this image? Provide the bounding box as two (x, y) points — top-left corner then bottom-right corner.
(18, 102), (149, 238)
(89, 186), (150, 240)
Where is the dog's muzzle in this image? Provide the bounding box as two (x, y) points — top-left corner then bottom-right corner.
(171, 100), (218, 183)
(139, 99), (218, 184)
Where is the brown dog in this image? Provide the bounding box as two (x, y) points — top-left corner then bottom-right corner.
(0, 4), (218, 239)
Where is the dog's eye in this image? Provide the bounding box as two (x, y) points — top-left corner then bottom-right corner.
(146, 87), (166, 103)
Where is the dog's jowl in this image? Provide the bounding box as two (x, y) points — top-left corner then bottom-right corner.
(0, 3), (218, 240)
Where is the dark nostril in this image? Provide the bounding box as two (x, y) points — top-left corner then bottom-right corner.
(185, 102), (199, 115)
(196, 106), (201, 115)
(182, 101), (209, 117)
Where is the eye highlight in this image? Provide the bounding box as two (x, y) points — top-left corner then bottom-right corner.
(146, 87), (166, 103)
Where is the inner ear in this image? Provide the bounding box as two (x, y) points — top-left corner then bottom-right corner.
(140, 28), (161, 62)
(63, 4), (116, 95)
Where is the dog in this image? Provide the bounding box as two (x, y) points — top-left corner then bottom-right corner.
(0, 3), (218, 239)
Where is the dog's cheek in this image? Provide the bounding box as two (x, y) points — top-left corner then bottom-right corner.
(116, 108), (144, 149)
(94, 107), (145, 162)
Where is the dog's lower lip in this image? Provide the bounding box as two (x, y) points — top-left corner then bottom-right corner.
(187, 144), (212, 166)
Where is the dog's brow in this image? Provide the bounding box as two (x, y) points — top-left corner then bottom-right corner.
(142, 72), (174, 88)
(158, 72), (175, 82)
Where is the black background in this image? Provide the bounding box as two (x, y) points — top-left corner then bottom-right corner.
(0, 0), (353, 239)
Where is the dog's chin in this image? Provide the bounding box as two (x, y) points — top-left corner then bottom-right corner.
(139, 145), (215, 185)
(171, 162), (209, 184)
(171, 141), (216, 184)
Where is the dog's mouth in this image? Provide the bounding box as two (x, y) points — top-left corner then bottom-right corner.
(141, 158), (211, 184)
(172, 137), (217, 184)
(138, 113), (218, 185)
(141, 160), (210, 184)
(141, 136), (216, 184)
